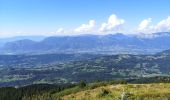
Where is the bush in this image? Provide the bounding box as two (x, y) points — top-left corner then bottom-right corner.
(97, 88), (110, 97)
(78, 80), (86, 88)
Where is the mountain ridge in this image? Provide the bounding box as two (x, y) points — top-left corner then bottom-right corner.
(1, 32), (170, 54)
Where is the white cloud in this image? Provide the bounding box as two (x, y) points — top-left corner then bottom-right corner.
(56, 28), (64, 33)
(138, 18), (152, 30)
(51, 28), (65, 34)
(154, 16), (170, 32)
(74, 20), (96, 33)
(99, 14), (125, 32)
(137, 17), (170, 34)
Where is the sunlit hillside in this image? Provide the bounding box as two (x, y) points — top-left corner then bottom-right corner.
(61, 83), (170, 100)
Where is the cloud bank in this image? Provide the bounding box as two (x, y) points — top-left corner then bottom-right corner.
(51, 14), (170, 36)
(138, 17), (170, 34)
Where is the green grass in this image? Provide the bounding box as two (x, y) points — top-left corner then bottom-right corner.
(25, 81), (170, 100)
(61, 83), (170, 100)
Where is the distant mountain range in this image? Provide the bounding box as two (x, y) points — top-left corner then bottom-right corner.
(0, 36), (45, 47)
(1, 32), (170, 54)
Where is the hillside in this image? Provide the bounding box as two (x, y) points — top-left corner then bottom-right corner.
(1, 78), (170, 100)
(61, 83), (170, 100)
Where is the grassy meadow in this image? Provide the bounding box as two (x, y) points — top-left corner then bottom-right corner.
(61, 83), (170, 100)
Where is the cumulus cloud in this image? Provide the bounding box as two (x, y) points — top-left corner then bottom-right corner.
(74, 20), (96, 33)
(137, 17), (170, 34)
(138, 18), (152, 30)
(99, 14), (125, 32)
(155, 16), (170, 32)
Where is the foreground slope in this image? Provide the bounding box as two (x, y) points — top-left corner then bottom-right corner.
(62, 83), (170, 100)
(1, 78), (170, 100)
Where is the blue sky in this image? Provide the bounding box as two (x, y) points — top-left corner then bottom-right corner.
(0, 0), (170, 37)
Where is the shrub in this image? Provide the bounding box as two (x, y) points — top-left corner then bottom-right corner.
(97, 88), (110, 97)
(78, 80), (86, 88)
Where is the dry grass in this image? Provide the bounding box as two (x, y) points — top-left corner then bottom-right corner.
(61, 83), (170, 100)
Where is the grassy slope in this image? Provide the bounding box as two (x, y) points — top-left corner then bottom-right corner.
(61, 83), (170, 100)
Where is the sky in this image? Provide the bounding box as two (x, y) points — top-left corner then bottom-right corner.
(0, 0), (170, 37)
